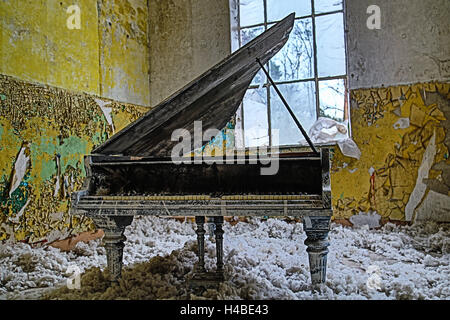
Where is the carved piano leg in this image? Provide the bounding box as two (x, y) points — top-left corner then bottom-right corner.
(213, 216), (224, 275)
(92, 216), (133, 284)
(190, 216), (224, 291)
(195, 216), (206, 273)
(303, 216), (331, 289)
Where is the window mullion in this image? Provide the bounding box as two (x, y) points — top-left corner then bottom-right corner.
(236, 0), (349, 148)
(263, 0), (268, 30)
(240, 22), (266, 29)
(237, 0), (241, 48)
(314, 9), (344, 18)
(237, 0), (245, 147)
(263, 0), (272, 147)
(311, 0), (321, 120)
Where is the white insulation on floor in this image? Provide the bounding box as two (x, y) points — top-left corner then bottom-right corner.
(0, 216), (449, 300)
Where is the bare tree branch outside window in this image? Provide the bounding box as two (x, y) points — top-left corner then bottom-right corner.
(236, 0), (349, 148)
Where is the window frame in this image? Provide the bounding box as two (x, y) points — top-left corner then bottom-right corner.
(231, 0), (350, 149)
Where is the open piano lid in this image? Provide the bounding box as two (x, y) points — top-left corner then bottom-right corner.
(93, 13), (295, 157)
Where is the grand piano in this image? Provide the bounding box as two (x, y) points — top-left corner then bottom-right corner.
(70, 13), (332, 290)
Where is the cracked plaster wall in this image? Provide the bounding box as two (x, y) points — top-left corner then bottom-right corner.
(332, 83), (450, 223)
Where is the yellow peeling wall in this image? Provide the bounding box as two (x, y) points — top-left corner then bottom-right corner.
(0, 0), (100, 94)
(332, 83), (450, 223)
(0, 0), (151, 243)
(0, 0), (150, 105)
(0, 74), (148, 243)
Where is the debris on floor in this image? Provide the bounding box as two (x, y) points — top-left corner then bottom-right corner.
(0, 216), (449, 300)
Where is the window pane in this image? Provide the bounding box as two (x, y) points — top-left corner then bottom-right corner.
(315, 0), (343, 14)
(270, 82), (316, 146)
(269, 19), (314, 82)
(316, 13), (346, 77)
(240, 26), (264, 46)
(241, 26), (266, 85)
(267, 0), (311, 22)
(243, 88), (269, 147)
(239, 0), (264, 27)
(319, 79), (346, 121)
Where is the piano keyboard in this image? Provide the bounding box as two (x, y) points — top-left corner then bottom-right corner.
(81, 194), (321, 201)
(72, 193), (329, 217)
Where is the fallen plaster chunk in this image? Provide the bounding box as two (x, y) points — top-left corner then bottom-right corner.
(405, 131), (436, 221)
(9, 146), (30, 197)
(95, 98), (115, 134)
(393, 118), (410, 130)
(349, 211), (381, 229)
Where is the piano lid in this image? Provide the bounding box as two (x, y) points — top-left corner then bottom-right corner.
(93, 13), (295, 157)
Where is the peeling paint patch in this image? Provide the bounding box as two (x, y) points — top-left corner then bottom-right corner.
(9, 198), (30, 223)
(0, 74), (148, 243)
(332, 82), (450, 221)
(393, 117), (410, 129)
(9, 145), (30, 197)
(405, 131), (437, 221)
(95, 98), (115, 134)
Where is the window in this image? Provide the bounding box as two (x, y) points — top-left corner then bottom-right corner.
(231, 0), (349, 148)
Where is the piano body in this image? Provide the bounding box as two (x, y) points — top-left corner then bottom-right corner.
(70, 13), (333, 289)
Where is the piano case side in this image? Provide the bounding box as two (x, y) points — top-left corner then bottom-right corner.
(321, 148), (332, 209)
(70, 155), (93, 215)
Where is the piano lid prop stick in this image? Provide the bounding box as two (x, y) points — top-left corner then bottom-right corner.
(256, 58), (319, 155)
